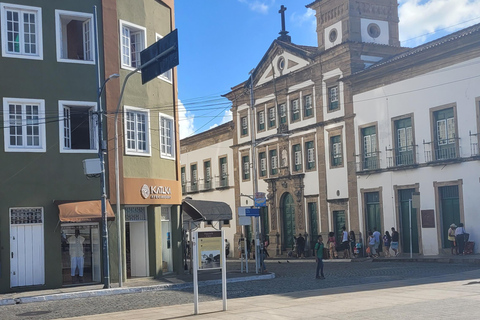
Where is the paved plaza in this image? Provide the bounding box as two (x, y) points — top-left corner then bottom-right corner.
(1, 258), (479, 319)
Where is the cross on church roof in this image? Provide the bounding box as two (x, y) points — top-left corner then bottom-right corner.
(278, 5), (291, 43)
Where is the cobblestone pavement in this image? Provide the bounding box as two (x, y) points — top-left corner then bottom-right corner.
(2, 259), (479, 320)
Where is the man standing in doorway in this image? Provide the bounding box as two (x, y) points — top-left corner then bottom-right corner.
(68, 228), (85, 283)
(373, 227), (381, 257)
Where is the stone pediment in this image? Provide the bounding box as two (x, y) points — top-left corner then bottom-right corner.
(253, 41), (313, 88)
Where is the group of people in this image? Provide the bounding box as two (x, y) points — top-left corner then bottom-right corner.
(447, 223), (469, 255)
(367, 227), (399, 258)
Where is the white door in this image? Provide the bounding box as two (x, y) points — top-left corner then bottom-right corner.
(161, 206), (173, 273)
(10, 208), (45, 287)
(129, 221), (149, 277)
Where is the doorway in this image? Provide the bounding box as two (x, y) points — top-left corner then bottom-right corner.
(398, 189), (419, 253)
(10, 208), (45, 287)
(161, 206), (173, 273)
(125, 207), (149, 278)
(281, 193), (295, 252)
(333, 210), (346, 245)
(439, 185), (460, 248)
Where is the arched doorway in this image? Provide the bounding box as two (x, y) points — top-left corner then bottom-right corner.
(281, 192), (295, 252)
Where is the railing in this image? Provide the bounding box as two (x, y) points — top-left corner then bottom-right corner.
(181, 184), (186, 195)
(187, 182), (198, 193)
(469, 131), (479, 156)
(201, 180), (213, 191)
(215, 175), (229, 188)
(386, 146), (417, 168)
(355, 151), (381, 172)
(423, 139), (459, 162)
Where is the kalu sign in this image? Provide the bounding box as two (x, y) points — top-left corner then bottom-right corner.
(141, 184), (172, 199)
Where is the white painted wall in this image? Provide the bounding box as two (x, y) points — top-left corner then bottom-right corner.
(354, 56), (480, 254)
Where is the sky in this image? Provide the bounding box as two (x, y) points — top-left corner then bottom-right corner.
(174, 0), (480, 139)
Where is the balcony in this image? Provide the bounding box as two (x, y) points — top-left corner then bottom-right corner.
(423, 139), (459, 162)
(355, 151), (381, 172)
(201, 180), (213, 191)
(469, 131), (479, 157)
(215, 175), (229, 189)
(386, 146), (418, 168)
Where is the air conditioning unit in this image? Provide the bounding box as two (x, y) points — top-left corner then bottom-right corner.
(83, 158), (102, 175)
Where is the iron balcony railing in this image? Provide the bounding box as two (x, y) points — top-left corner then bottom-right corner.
(215, 175), (229, 188)
(386, 145), (418, 168)
(355, 151), (381, 172)
(423, 138), (459, 162)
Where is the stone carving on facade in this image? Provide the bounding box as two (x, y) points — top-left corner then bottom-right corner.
(355, 2), (390, 17)
(281, 149), (288, 167)
(267, 182), (277, 231)
(320, 4), (345, 25)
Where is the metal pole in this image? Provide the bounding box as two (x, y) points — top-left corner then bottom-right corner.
(193, 232), (199, 315)
(409, 199), (413, 259)
(221, 230), (227, 311)
(249, 69), (260, 274)
(114, 48), (175, 287)
(93, 5), (110, 289)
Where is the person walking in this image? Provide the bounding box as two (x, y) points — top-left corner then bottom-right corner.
(391, 227), (399, 257)
(447, 224), (457, 255)
(373, 227), (381, 257)
(383, 231), (391, 257)
(349, 231), (356, 258)
(367, 231), (377, 258)
(455, 223), (467, 255)
(225, 239), (230, 258)
(296, 233), (305, 258)
(314, 235), (325, 279)
(327, 232), (338, 259)
(341, 226), (350, 259)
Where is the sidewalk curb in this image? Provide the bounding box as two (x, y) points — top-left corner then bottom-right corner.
(1, 273), (275, 305)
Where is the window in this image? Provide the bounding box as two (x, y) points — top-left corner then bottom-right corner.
(191, 164), (198, 190)
(268, 107), (276, 128)
(181, 167), (186, 186)
(3, 98), (46, 152)
(59, 101), (97, 153)
(1, 3), (43, 60)
(269, 149), (278, 175)
(156, 34), (172, 82)
(434, 107), (456, 160)
(160, 114), (175, 159)
(328, 86), (339, 111)
(120, 20), (146, 69)
(331, 135), (342, 166)
(305, 141), (315, 170)
(304, 95), (313, 117)
(259, 151), (267, 177)
(308, 202), (318, 244)
(394, 118), (414, 165)
(280, 103), (287, 124)
(242, 155), (250, 180)
(219, 157), (228, 187)
(293, 144), (302, 172)
(124, 106), (150, 156)
(362, 126), (378, 169)
(291, 99), (300, 121)
(257, 110), (265, 131)
(55, 10), (94, 64)
(241, 116), (248, 136)
(204, 161), (211, 189)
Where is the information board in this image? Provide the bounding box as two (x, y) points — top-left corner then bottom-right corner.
(197, 231), (223, 270)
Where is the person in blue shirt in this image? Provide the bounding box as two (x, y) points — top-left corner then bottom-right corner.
(314, 235), (325, 279)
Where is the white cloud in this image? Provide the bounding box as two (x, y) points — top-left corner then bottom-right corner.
(238, 0), (275, 14)
(208, 109), (233, 131)
(399, 0), (480, 46)
(177, 99), (195, 139)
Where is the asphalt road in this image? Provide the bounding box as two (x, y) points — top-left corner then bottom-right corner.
(3, 259), (479, 320)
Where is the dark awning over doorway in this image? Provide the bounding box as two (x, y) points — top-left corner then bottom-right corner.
(182, 199), (232, 222)
(55, 200), (115, 223)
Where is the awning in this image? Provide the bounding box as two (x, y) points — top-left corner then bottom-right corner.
(55, 200), (115, 222)
(182, 199), (232, 222)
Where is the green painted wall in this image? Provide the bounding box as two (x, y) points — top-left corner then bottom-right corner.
(0, 0), (107, 293)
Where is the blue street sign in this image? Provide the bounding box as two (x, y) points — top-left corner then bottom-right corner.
(254, 197), (266, 207)
(141, 29), (179, 84)
(245, 208), (260, 217)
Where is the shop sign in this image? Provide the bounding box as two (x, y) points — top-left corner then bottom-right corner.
(141, 184), (172, 200)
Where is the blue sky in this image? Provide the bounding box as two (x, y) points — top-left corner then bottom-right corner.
(175, 0), (480, 139)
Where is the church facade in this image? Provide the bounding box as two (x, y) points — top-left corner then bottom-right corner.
(181, 0), (480, 256)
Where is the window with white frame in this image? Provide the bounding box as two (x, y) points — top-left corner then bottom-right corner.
(293, 144), (302, 171)
(362, 126), (378, 169)
(259, 151), (267, 177)
(268, 107), (276, 128)
(1, 3), (43, 60)
(59, 101), (97, 153)
(159, 114), (175, 159)
(3, 98), (45, 152)
(328, 86), (339, 111)
(270, 149), (278, 175)
(124, 106), (150, 155)
(156, 34), (173, 81)
(241, 116), (248, 136)
(330, 135), (342, 167)
(304, 94), (312, 117)
(55, 10), (94, 63)
(291, 99), (300, 121)
(242, 155), (250, 180)
(120, 20), (146, 69)
(280, 103), (287, 124)
(257, 110), (265, 131)
(305, 140), (315, 170)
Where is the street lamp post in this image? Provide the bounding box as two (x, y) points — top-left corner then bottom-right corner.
(94, 5), (120, 289)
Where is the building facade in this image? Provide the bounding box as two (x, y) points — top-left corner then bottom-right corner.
(0, 0), (181, 293)
(181, 0), (479, 257)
